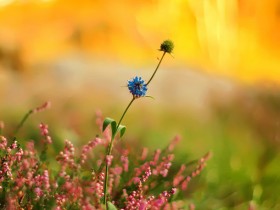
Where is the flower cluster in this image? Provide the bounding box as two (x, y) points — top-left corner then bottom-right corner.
(39, 123), (52, 144)
(0, 112), (210, 209)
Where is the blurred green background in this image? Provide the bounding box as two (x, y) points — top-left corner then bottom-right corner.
(1, 0), (280, 209)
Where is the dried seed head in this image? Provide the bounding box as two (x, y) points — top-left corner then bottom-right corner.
(160, 40), (174, 54)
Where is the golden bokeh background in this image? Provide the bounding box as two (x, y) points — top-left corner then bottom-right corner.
(0, 0), (280, 82)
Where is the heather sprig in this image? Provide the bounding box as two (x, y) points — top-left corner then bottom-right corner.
(14, 101), (51, 135)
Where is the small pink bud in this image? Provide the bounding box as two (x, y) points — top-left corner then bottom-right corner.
(106, 155), (113, 166)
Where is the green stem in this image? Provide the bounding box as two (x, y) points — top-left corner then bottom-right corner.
(146, 52), (166, 86)
(103, 50), (167, 208)
(111, 97), (134, 153)
(103, 97), (135, 207)
(14, 110), (33, 135)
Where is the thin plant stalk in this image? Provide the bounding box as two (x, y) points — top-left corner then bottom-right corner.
(103, 97), (135, 206)
(103, 51), (167, 209)
(14, 110), (33, 135)
(146, 51), (166, 86)
(108, 97), (135, 155)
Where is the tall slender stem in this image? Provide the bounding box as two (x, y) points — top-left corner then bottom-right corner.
(14, 110), (33, 135)
(103, 50), (168, 208)
(103, 97), (135, 207)
(146, 52), (166, 86)
(109, 97), (135, 154)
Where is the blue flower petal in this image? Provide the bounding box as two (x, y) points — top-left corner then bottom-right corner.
(127, 76), (148, 98)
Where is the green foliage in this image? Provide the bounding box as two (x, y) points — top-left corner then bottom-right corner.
(103, 117), (126, 138)
(107, 201), (118, 210)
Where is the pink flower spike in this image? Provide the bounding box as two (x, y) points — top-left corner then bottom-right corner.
(39, 123), (52, 144)
(170, 187), (177, 195)
(11, 141), (18, 149)
(189, 203), (195, 210)
(121, 155), (129, 172)
(106, 155), (114, 166)
(141, 148), (148, 160)
(0, 121), (4, 130)
(139, 200), (148, 210)
(32, 101), (51, 113)
(0, 136), (7, 149)
(168, 135), (181, 152)
(151, 149), (161, 166)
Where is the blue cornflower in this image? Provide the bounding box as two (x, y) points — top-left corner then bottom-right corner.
(127, 76), (148, 98)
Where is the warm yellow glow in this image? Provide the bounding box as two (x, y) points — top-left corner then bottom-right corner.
(0, 0), (13, 7)
(0, 0), (279, 83)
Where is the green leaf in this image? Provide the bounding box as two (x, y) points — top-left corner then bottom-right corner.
(102, 117), (114, 131)
(107, 201), (118, 210)
(118, 124), (126, 138)
(103, 117), (117, 136)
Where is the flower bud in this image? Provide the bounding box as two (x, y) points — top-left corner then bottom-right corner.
(160, 40), (174, 54)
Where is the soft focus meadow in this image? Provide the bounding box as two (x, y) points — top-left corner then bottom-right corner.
(1, 1), (280, 210)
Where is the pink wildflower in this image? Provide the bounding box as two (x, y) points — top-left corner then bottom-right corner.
(10, 140), (18, 149)
(106, 155), (114, 166)
(173, 164), (186, 187)
(94, 172), (105, 199)
(168, 135), (181, 152)
(0, 136), (7, 149)
(0, 162), (12, 179)
(34, 187), (43, 199)
(121, 155), (129, 172)
(0, 121), (4, 130)
(55, 194), (67, 208)
(150, 188), (177, 209)
(189, 203), (196, 210)
(80, 137), (102, 164)
(56, 140), (76, 170)
(15, 148), (23, 161)
(141, 167), (152, 182)
(39, 123), (52, 144)
(151, 149), (161, 166)
(32, 101), (51, 113)
(153, 154), (174, 177)
(141, 147), (148, 161)
(43, 170), (50, 190)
